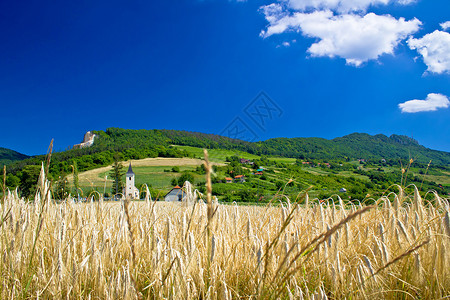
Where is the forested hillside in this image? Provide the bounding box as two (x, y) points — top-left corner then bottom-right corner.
(95, 128), (450, 164)
(0, 147), (29, 166)
(262, 133), (450, 164)
(5, 128), (450, 176)
(91, 128), (449, 163)
(3, 128), (450, 198)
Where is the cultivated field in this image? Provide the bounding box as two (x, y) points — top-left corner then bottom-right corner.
(1, 165), (449, 299)
(68, 157), (225, 191)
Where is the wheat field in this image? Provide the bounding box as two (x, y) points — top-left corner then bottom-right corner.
(1, 164), (449, 299)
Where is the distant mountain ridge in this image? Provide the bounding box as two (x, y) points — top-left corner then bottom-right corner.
(0, 147), (30, 166)
(256, 133), (449, 165)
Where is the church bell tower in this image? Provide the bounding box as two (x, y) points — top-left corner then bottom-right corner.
(125, 163), (137, 199)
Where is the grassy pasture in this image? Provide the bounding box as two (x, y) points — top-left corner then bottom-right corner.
(69, 157), (223, 192)
(266, 157), (297, 164)
(172, 145), (261, 162)
(415, 173), (450, 186)
(338, 170), (371, 181)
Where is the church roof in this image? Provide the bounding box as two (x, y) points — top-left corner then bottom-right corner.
(126, 163), (135, 175)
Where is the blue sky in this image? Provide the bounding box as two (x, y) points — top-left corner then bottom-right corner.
(0, 0), (449, 155)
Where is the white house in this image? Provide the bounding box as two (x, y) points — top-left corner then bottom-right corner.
(165, 185), (186, 202)
(124, 163), (140, 199)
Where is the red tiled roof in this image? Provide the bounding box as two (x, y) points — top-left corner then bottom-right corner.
(235, 175), (244, 178)
(174, 185), (181, 189)
(225, 177), (232, 181)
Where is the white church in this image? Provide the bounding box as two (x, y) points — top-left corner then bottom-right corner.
(124, 163), (140, 199)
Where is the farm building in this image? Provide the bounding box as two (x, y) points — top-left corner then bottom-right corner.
(240, 158), (253, 165)
(124, 163), (140, 199)
(165, 185), (186, 202)
(234, 175), (245, 183)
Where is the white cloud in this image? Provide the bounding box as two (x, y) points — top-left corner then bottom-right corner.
(261, 9), (421, 66)
(440, 21), (450, 31)
(399, 93), (450, 113)
(286, 0), (415, 13)
(408, 30), (450, 74)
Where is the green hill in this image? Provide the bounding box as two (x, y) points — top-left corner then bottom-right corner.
(262, 133), (450, 164)
(6, 128), (450, 176)
(3, 128), (450, 199)
(0, 147), (29, 166)
(93, 128), (449, 165)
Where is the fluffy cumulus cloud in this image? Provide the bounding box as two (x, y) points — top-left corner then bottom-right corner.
(440, 21), (450, 31)
(398, 93), (450, 113)
(408, 30), (450, 74)
(261, 7), (421, 66)
(286, 0), (415, 14)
